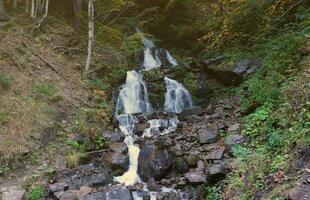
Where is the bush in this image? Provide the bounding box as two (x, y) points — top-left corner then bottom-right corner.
(0, 73), (13, 90)
(27, 186), (44, 200)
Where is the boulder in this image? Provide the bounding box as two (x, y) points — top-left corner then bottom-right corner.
(288, 175), (310, 200)
(184, 171), (206, 184)
(133, 122), (150, 136)
(227, 123), (241, 133)
(138, 140), (175, 181)
(109, 142), (128, 154)
(185, 154), (200, 168)
(171, 144), (183, 156)
(174, 157), (189, 174)
(102, 130), (124, 142)
(103, 152), (129, 172)
(105, 187), (133, 200)
(225, 134), (245, 152)
(198, 128), (219, 144)
(204, 144), (225, 160)
(0, 186), (26, 200)
(207, 161), (227, 181)
(83, 192), (105, 200)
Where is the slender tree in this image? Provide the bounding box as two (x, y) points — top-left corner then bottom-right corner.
(0, 0), (9, 21)
(85, 0), (95, 72)
(74, 0), (82, 33)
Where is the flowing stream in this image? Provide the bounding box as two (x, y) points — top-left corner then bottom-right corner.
(114, 29), (193, 199)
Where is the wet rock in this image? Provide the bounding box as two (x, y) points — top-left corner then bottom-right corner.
(103, 152), (129, 172)
(132, 190), (151, 200)
(83, 192), (105, 200)
(207, 161), (227, 181)
(0, 186), (26, 200)
(225, 134), (245, 152)
(184, 171), (206, 184)
(288, 175), (310, 200)
(174, 157), (189, 174)
(87, 173), (113, 187)
(185, 154), (200, 168)
(102, 130), (124, 142)
(109, 142), (128, 154)
(138, 140), (175, 181)
(198, 128), (219, 144)
(227, 123), (240, 133)
(49, 182), (69, 193)
(204, 144), (225, 160)
(202, 56), (225, 66)
(147, 178), (159, 191)
(133, 123), (150, 136)
(171, 144), (183, 156)
(105, 187), (133, 200)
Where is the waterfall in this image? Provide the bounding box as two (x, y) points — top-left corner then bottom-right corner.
(114, 30), (194, 199)
(116, 70), (152, 114)
(164, 77), (193, 113)
(136, 27), (178, 70)
(115, 70), (152, 186)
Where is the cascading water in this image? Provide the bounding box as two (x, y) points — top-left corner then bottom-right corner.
(136, 27), (178, 70)
(164, 77), (193, 113)
(115, 70), (152, 186)
(114, 30), (193, 199)
(116, 70), (152, 114)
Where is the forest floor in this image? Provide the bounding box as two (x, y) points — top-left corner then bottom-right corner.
(0, 17), (91, 188)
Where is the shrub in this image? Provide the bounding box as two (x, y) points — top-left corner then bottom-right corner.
(0, 73), (13, 90)
(26, 186), (44, 200)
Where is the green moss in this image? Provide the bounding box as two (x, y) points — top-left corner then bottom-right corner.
(26, 186), (44, 200)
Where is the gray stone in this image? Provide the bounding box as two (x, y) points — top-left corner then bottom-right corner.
(133, 123), (150, 136)
(138, 141), (175, 181)
(205, 144), (225, 160)
(227, 123), (241, 133)
(184, 171), (206, 184)
(83, 192), (105, 200)
(225, 134), (245, 152)
(0, 186), (26, 200)
(171, 144), (183, 156)
(185, 154), (200, 168)
(289, 175), (310, 200)
(198, 128), (219, 144)
(207, 161), (227, 181)
(109, 142), (128, 154)
(174, 157), (189, 174)
(103, 152), (129, 171)
(105, 187), (133, 200)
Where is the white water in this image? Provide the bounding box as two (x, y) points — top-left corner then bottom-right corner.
(114, 30), (193, 199)
(164, 77), (193, 113)
(166, 50), (178, 67)
(143, 48), (161, 70)
(116, 71), (152, 114)
(142, 117), (179, 138)
(115, 71), (152, 186)
(136, 27), (178, 70)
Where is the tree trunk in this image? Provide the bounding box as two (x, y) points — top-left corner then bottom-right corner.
(13, 0), (17, 9)
(31, 0), (35, 18)
(0, 0), (9, 21)
(37, 0), (49, 27)
(74, 0), (82, 33)
(85, 0), (95, 72)
(26, 0), (30, 13)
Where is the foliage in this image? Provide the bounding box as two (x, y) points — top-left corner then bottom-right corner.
(26, 186), (44, 200)
(0, 73), (13, 90)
